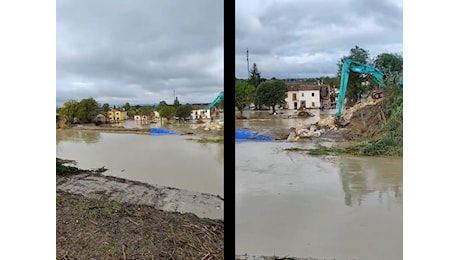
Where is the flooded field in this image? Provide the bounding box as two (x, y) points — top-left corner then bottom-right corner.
(56, 130), (224, 197)
(235, 109), (335, 131)
(236, 140), (402, 260)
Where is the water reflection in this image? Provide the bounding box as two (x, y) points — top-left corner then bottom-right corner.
(235, 141), (403, 259)
(56, 130), (101, 144)
(338, 156), (403, 207)
(56, 131), (224, 196)
(236, 109), (336, 131)
(203, 142), (224, 164)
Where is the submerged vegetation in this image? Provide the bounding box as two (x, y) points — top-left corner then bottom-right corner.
(185, 137), (224, 144)
(56, 158), (107, 175)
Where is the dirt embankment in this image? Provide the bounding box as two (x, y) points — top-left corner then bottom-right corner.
(317, 97), (387, 142)
(57, 160), (224, 259)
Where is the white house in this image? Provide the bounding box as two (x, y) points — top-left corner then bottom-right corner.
(134, 115), (152, 121)
(190, 105), (211, 120)
(285, 84), (323, 109)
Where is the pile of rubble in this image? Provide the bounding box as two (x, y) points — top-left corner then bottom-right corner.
(190, 119), (224, 131)
(317, 96), (384, 130)
(287, 124), (326, 142)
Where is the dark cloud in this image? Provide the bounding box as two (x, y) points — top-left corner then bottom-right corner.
(236, 0), (402, 79)
(57, 0), (223, 106)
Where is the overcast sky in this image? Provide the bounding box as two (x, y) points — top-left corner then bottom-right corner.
(57, 0), (223, 107)
(236, 0), (403, 80)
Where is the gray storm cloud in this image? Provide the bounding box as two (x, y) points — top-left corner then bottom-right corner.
(236, 0), (402, 79)
(57, 0), (223, 106)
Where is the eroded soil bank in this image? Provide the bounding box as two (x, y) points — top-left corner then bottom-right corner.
(57, 171), (224, 220)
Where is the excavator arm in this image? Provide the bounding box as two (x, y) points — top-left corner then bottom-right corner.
(334, 59), (387, 119)
(206, 91), (224, 111)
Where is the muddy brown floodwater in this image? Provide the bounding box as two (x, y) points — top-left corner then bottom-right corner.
(56, 130), (224, 197)
(235, 109), (335, 131)
(236, 141), (402, 260)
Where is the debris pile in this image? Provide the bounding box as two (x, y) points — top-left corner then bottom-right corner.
(297, 110), (315, 117)
(317, 96), (384, 130)
(56, 115), (69, 129)
(190, 120), (224, 131)
(286, 124), (326, 142)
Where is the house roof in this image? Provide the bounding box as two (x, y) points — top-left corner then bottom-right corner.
(287, 84), (329, 91)
(191, 105), (207, 110)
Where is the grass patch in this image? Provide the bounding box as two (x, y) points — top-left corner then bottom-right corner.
(56, 159), (89, 175)
(186, 137), (224, 144)
(284, 146), (343, 156)
(283, 147), (309, 152)
(56, 158), (108, 175)
(307, 145), (343, 156)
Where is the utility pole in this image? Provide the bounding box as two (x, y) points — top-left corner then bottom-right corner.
(246, 48), (250, 79)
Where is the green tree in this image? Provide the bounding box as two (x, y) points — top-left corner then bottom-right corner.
(175, 104), (192, 120)
(127, 108), (138, 118)
(139, 106), (154, 116)
(75, 97), (99, 123)
(102, 103), (110, 113)
(373, 53), (403, 84)
(159, 105), (176, 120)
(173, 97), (180, 108)
(59, 99), (79, 123)
(235, 81), (255, 118)
(256, 80), (288, 114)
(249, 63), (262, 87)
(337, 45), (371, 105)
(124, 102), (131, 111)
(157, 100), (168, 111)
(249, 63), (263, 110)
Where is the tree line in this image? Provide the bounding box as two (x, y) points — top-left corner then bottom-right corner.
(57, 96), (224, 124)
(235, 45), (403, 113)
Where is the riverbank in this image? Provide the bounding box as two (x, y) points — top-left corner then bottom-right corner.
(56, 159), (224, 259)
(61, 119), (224, 139)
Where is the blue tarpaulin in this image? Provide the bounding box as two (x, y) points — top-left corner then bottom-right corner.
(150, 128), (180, 135)
(235, 129), (273, 141)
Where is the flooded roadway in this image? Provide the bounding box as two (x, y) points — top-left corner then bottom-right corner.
(56, 130), (224, 197)
(236, 137), (402, 259)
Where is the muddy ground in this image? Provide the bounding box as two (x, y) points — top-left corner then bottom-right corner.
(336, 99), (387, 142)
(57, 191), (223, 260)
(56, 160), (224, 260)
(235, 256), (335, 260)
